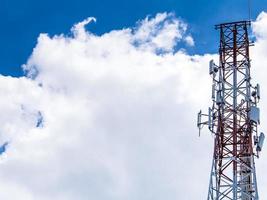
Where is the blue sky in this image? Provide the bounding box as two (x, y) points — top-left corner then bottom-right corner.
(1, 0), (267, 76)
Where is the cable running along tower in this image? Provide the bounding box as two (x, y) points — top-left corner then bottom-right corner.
(197, 21), (265, 199)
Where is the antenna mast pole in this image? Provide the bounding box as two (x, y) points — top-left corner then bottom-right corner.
(248, 0), (252, 21)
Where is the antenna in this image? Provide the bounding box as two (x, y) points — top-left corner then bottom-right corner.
(256, 83), (260, 99)
(257, 132), (265, 152)
(248, 0), (252, 21)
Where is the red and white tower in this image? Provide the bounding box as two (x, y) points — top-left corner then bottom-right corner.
(198, 21), (265, 199)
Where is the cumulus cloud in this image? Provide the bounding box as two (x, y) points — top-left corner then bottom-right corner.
(184, 35), (194, 46)
(132, 13), (191, 52)
(0, 12), (266, 200)
(71, 17), (97, 38)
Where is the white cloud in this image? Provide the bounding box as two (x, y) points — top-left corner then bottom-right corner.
(0, 12), (267, 200)
(250, 14), (267, 200)
(133, 12), (192, 52)
(184, 35), (194, 46)
(252, 12), (267, 39)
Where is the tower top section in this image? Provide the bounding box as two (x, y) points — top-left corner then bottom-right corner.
(215, 20), (251, 29)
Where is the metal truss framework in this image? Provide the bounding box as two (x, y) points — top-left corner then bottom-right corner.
(198, 21), (264, 200)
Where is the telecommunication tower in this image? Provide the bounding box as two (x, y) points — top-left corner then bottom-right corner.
(197, 21), (265, 199)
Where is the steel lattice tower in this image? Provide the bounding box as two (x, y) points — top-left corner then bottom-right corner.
(198, 21), (265, 200)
